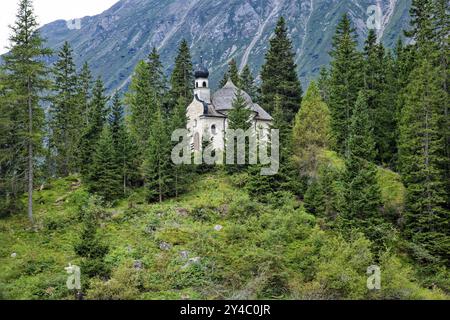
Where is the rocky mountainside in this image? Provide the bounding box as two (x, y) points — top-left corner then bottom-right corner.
(39, 0), (411, 92)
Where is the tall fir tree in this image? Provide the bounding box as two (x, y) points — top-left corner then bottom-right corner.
(79, 77), (108, 176)
(1, 0), (51, 224)
(77, 62), (93, 130)
(88, 126), (122, 202)
(109, 91), (138, 196)
(328, 14), (364, 156)
(260, 17), (302, 122)
(170, 39), (194, 103)
(220, 59), (241, 88)
(292, 81), (333, 180)
(143, 103), (172, 203)
(240, 65), (258, 101)
(363, 30), (397, 166)
(398, 60), (449, 263)
(340, 91), (384, 244)
(49, 41), (80, 177)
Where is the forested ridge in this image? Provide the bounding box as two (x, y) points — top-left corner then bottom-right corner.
(0, 0), (448, 300)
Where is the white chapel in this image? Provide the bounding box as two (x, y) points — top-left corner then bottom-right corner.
(186, 59), (273, 152)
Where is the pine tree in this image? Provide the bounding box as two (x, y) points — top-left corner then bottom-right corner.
(220, 59), (241, 87)
(260, 17), (302, 122)
(1, 0), (51, 224)
(240, 65), (258, 101)
(77, 62), (93, 130)
(328, 14), (364, 156)
(292, 81), (333, 180)
(74, 196), (110, 278)
(169, 96), (191, 197)
(340, 91), (384, 244)
(88, 126), (122, 202)
(143, 103), (172, 203)
(148, 47), (169, 112)
(49, 41), (80, 176)
(170, 39), (194, 103)
(225, 89), (252, 173)
(398, 60), (449, 262)
(404, 0), (435, 54)
(79, 78), (108, 176)
(109, 91), (137, 196)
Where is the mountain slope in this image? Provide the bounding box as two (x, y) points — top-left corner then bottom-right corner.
(39, 0), (412, 92)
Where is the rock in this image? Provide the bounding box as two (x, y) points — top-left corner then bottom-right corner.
(176, 208), (189, 217)
(11, 252), (17, 258)
(159, 242), (172, 251)
(182, 257), (201, 270)
(133, 260), (143, 270)
(145, 225), (157, 235)
(214, 225), (223, 232)
(179, 250), (189, 260)
(126, 245), (133, 253)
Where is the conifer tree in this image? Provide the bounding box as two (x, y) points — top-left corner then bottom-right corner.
(398, 60), (449, 262)
(317, 67), (331, 103)
(226, 89), (252, 173)
(220, 59), (241, 87)
(109, 92), (137, 195)
(143, 103), (172, 203)
(1, 0), (51, 224)
(168, 96), (191, 197)
(88, 126), (122, 201)
(260, 16), (302, 122)
(170, 39), (193, 103)
(340, 91), (384, 244)
(49, 41), (80, 176)
(74, 196), (110, 278)
(292, 81), (333, 180)
(77, 62), (93, 129)
(79, 78), (108, 176)
(240, 65), (258, 101)
(328, 14), (364, 156)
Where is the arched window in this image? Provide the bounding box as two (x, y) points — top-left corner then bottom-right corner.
(203, 81), (207, 88)
(211, 124), (217, 135)
(196, 82), (199, 88)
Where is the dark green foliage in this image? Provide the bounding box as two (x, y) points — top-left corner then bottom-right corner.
(240, 65), (258, 101)
(1, 0), (51, 223)
(74, 196), (110, 279)
(339, 92), (385, 246)
(260, 17), (302, 123)
(363, 30), (397, 166)
(77, 62), (93, 130)
(109, 92), (139, 196)
(88, 126), (122, 202)
(220, 59), (240, 87)
(170, 39), (194, 103)
(142, 104), (172, 203)
(328, 14), (364, 156)
(79, 78), (108, 176)
(398, 60), (449, 263)
(49, 41), (80, 176)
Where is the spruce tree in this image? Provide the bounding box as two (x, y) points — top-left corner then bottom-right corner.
(88, 126), (122, 202)
(225, 89), (252, 173)
(1, 0), (51, 224)
(143, 103), (172, 203)
(260, 16), (302, 122)
(398, 60), (449, 262)
(292, 81), (333, 180)
(340, 91), (384, 244)
(240, 65), (258, 101)
(328, 14), (364, 156)
(220, 59), (241, 87)
(79, 78), (108, 176)
(49, 41), (80, 176)
(170, 39), (193, 103)
(77, 62), (93, 130)
(109, 91), (137, 195)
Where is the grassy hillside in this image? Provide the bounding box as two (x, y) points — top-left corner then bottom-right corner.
(0, 172), (446, 300)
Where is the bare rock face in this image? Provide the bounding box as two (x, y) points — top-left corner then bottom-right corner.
(39, 0), (410, 92)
